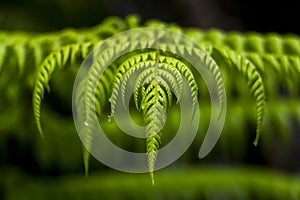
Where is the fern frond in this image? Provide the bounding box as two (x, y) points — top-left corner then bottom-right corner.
(135, 64), (183, 105)
(245, 52), (300, 99)
(213, 46), (265, 145)
(11, 41), (27, 74)
(157, 36), (224, 119)
(164, 56), (198, 113)
(110, 49), (197, 117)
(185, 28), (300, 57)
(73, 69), (99, 175)
(28, 39), (44, 68)
(142, 80), (167, 185)
(109, 51), (157, 115)
(108, 49), (191, 183)
(95, 63), (118, 115)
(109, 52), (154, 112)
(33, 42), (95, 136)
(138, 70), (175, 108)
(110, 61), (152, 117)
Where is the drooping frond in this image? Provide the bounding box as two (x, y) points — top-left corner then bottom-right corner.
(142, 82), (166, 185)
(109, 50), (179, 184)
(110, 57), (156, 117)
(156, 31), (225, 119)
(212, 46), (266, 145)
(110, 51), (184, 114)
(32, 42), (95, 136)
(12, 41), (27, 74)
(95, 62), (119, 116)
(31, 42), (100, 175)
(82, 28), (228, 182)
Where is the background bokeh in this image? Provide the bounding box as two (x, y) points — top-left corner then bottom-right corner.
(0, 0), (299, 33)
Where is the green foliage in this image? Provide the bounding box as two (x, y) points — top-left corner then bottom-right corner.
(3, 167), (300, 200)
(0, 15), (299, 187)
(32, 42), (96, 136)
(210, 46), (265, 144)
(109, 50), (201, 182)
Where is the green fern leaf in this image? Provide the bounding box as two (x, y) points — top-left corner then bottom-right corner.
(213, 46), (266, 145)
(12, 41), (27, 74)
(33, 43), (94, 136)
(142, 81), (167, 185)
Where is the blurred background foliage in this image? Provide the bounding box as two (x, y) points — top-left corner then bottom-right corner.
(0, 0), (300, 199)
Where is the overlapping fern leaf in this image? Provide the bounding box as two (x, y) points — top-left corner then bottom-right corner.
(32, 42), (96, 136)
(108, 49), (201, 183)
(210, 46), (266, 145)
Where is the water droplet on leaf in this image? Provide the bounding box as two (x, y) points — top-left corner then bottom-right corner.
(107, 115), (112, 122)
